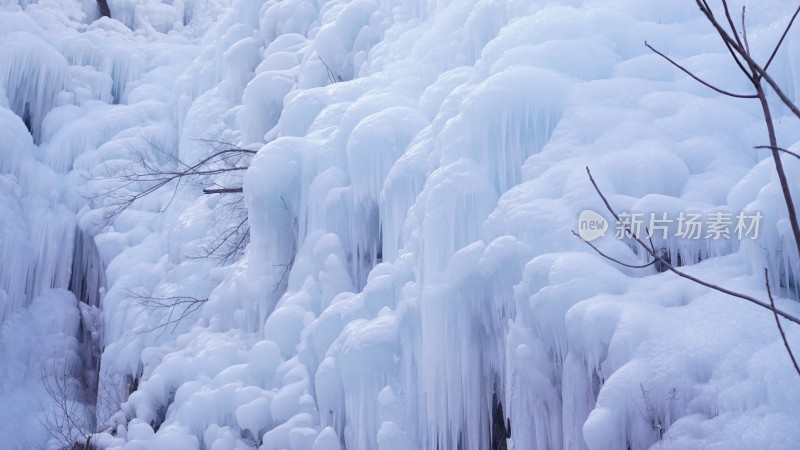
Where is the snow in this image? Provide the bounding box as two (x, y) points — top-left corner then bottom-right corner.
(3, 0), (800, 449)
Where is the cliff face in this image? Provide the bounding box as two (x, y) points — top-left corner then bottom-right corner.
(2, 1), (800, 449)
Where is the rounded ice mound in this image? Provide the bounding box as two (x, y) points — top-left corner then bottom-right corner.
(248, 339), (283, 379)
(236, 396), (273, 440)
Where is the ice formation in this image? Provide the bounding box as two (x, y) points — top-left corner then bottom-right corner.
(2, 0), (800, 449)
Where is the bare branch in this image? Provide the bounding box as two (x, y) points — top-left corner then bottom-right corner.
(572, 230), (657, 269)
(203, 187), (243, 194)
(93, 138), (254, 265)
(751, 83), (800, 292)
(693, 0), (751, 77)
(96, 144), (253, 225)
(756, 64), (800, 119)
(740, 6), (750, 56)
(696, 1), (753, 76)
(683, 1), (800, 305)
(189, 138), (258, 154)
(272, 254), (296, 292)
(125, 290), (207, 337)
(695, 1), (800, 119)
(318, 56), (343, 84)
(755, 145), (800, 160)
(583, 166), (800, 326)
(182, 193), (250, 265)
(636, 384), (676, 440)
(644, 41), (757, 98)
(765, 268), (800, 378)
(40, 357), (93, 449)
(721, 0), (745, 50)
(636, 0), (800, 386)
(764, 5), (800, 71)
(722, 38), (753, 77)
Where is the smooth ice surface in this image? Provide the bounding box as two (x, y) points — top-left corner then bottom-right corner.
(4, 0), (800, 449)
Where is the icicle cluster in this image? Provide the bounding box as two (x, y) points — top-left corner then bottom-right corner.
(4, 0), (800, 449)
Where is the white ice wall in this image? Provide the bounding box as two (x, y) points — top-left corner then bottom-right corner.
(93, 1), (800, 449)
(4, 0), (800, 449)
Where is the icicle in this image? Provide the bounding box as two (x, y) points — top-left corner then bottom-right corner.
(0, 33), (68, 144)
(68, 226), (106, 308)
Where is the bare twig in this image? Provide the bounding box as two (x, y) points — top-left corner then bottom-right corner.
(40, 357), (93, 449)
(190, 139), (258, 154)
(96, 144), (253, 225)
(203, 187), (243, 194)
(571, 230), (657, 269)
(721, 1), (745, 50)
(125, 290), (207, 337)
(584, 167), (800, 327)
(677, 0), (800, 293)
(621, 1), (800, 382)
(318, 56), (343, 84)
(754, 145), (800, 160)
(695, 1), (800, 120)
(635, 384), (678, 440)
(699, 0), (752, 76)
(273, 255), (296, 292)
(740, 6), (750, 56)
(644, 41), (757, 99)
(193, 193), (250, 264)
(764, 5), (800, 71)
(95, 138), (254, 264)
(269, 195), (298, 292)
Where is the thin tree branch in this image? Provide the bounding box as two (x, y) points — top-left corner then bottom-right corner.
(720, 37), (754, 82)
(698, 1), (751, 78)
(95, 139), (255, 237)
(203, 187), (243, 194)
(764, 5), (800, 71)
(190, 138), (258, 154)
(125, 290), (208, 337)
(754, 65), (800, 118)
(39, 356), (92, 448)
(319, 56), (342, 84)
(696, 0), (800, 119)
(688, 1), (800, 298)
(752, 81), (800, 288)
(644, 41), (757, 98)
(572, 231), (657, 269)
(272, 254), (296, 292)
(740, 6), (750, 56)
(765, 268), (800, 378)
(721, 0), (745, 50)
(583, 166), (800, 326)
(192, 196), (250, 265)
(697, 0), (751, 79)
(755, 145), (800, 160)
